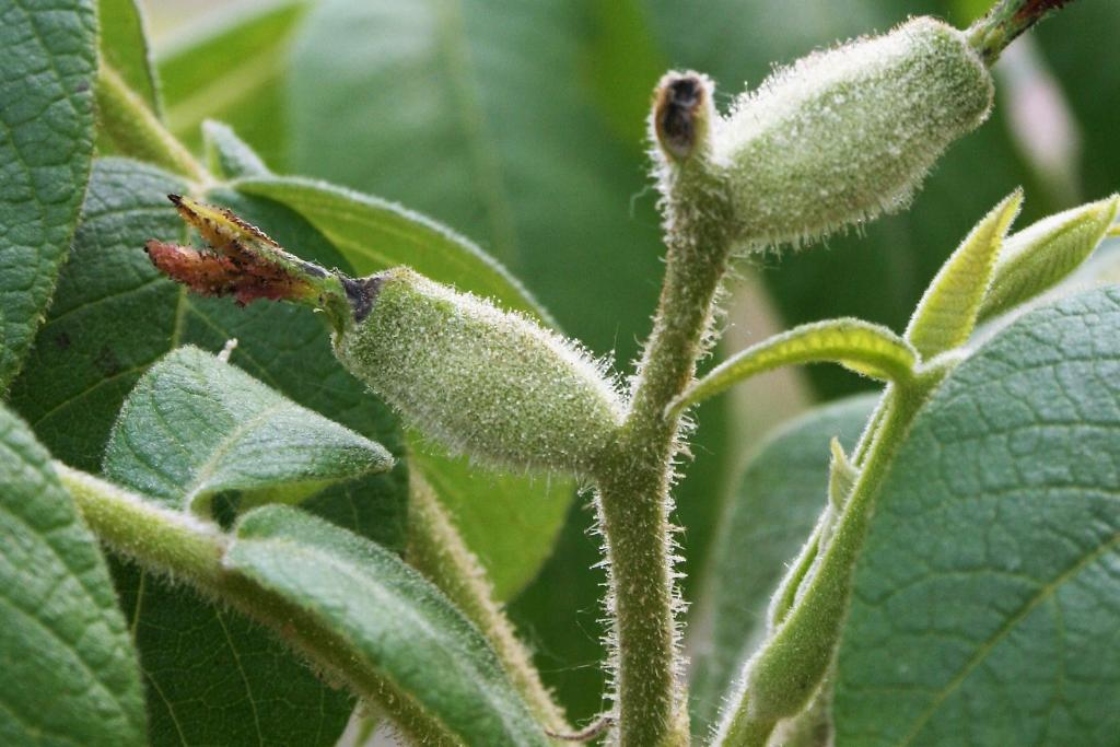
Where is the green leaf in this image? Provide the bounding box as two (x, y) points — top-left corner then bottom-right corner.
(978, 195), (1119, 323)
(9, 158), (407, 546)
(97, 0), (160, 112)
(0, 405), (145, 746)
(834, 286), (1120, 745)
(110, 559), (352, 747)
(688, 395), (876, 736)
(227, 504), (551, 747)
(7, 158), (405, 747)
(905, 191), (1022, 358)
(157, 0), (308, 170)
(673, 320), (915, 417)
(0, 0), (97, 390)
(103, 345), (393, 515)
(202, 120), (271, 179)
(233, 175), (553, 323)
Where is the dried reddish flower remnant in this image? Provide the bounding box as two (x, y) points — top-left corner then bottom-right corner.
(144, 240), (313, 306)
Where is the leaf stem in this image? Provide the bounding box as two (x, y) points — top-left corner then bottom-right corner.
(968, 0), (1079, 66)
(56, 462), (228, 585)
(406, 471), (569, 733)
(717, 362), (951, 744)
(96, 63), (211, 186)
(595, 111), (738, 744)
(56, 464), (466, 745)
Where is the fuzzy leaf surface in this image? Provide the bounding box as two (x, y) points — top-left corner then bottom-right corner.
(0, 405), (145, 746)
(978, 196), (1119, 323)
(7, 158), (404, 746)
(227, 504), (551, 747)
(0, 0), (97, 389)
(835, 287), (1120, 745)
(103, 345), (393, 515)
(689, 395), (876, 735)
(905, 191), (1021, 359)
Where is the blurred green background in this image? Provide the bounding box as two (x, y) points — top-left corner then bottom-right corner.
(132, 0), (1119, 727)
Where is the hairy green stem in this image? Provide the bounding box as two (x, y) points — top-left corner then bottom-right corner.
(57, 464), (465, 746)
(96, 63), (211, 186)
(968, 0), (1078, 65)
(56, 463), (228, 584)
(596, 158), (737, 745)
(406, 470), (569, 733)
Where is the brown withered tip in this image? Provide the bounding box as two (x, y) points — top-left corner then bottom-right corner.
(652, 72), (712, 162)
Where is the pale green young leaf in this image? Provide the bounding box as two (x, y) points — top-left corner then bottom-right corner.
(836, 286), (1120, 745)
(227, 505), (551, 747)
(103, 346), (393, 516)
(688, 396), (875, 736)
(0, 406), (145, 746)
(233, 175), (553, 323)
(671, 319), (915, 417)
(905, 190), (1022, 357)
(203, 120), (272, 179)
(977, 194), (1119, 322)
(0, 0), (96, 389)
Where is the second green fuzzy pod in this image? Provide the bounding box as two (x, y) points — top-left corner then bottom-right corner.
(333, 268), (624, 477)
(716, 17), (993, 249)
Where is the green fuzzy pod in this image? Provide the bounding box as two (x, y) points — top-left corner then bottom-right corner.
(333, 268), (624, 477)
(716, 17), (993, 249)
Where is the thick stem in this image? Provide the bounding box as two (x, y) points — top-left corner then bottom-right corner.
(96, 63), (211, 186)
(596, 152), (737, 745)
(406, 471), (568, 733)
(968, 0), (1078, 66)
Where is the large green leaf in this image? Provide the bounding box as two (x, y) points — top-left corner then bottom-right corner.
(834, 286), (1120, 745)
(0, 405), (145, 746)
(157, 0), (308, 170)
(688, 395), (876, 736)
(103, 346), (393, 515)
(227, 504), (550, 747)
(0, 0), (97, 390)
(7, 158), (406, 746)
